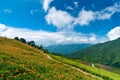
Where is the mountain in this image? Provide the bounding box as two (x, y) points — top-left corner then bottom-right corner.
(69, 38), (120, 69)
(0, 37), (98, 80)
(45, 44), (92, 54)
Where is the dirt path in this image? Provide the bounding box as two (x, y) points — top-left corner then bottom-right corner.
(46, 54), (103, 80)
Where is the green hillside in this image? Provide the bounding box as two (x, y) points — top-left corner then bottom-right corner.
(69, 38), (120, 69)
(50, 54), (120, 80)
(0, 37), (99, 80)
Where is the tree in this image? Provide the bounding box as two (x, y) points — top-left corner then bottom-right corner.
(38, 45), (43, 49)
(43, 49), (49, 53)
(14, 37), (19, 40)
(112, 62), (120, 68)
(19, 38), (26, 43)
(34, 45), (42, 49)
(28, 41), (35, 47)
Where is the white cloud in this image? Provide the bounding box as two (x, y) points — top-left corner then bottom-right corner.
(96, 3), (120, 20)
(0, 24), (6, 30)
(107, 26), (120, 40)
(43, 0), (53, 12)
(66, 6), (74, 10)
(45, 3), (120, 29)
(45, 7), (74, 31)
(0, 24), (7, 33)
(74, 8), (95, 26)
(74, 2), (79, 8)
(0, 23), (106, 46)
(30, 9), (39, 15)
(74, 3), (120, 26)
(3, 9), (12, 13)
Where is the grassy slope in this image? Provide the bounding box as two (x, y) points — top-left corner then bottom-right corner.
(0, 37), (98, 80)
(50, 54), (120, 80)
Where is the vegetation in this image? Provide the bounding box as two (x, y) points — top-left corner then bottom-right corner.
(50, 54), (120, 80)
(14, 37), (45, 51)
(0, 37), (99, 80)
(28, 41), (36, 47)
(19, 38), (27, 44)
(68, 38), (120, 69)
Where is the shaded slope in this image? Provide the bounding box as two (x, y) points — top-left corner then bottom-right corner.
(0, 37), (97, 80)
(46, 44), (91, 54)
(70, 38), (120, 68)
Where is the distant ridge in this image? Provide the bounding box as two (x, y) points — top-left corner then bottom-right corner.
(45, 44), (92, 54)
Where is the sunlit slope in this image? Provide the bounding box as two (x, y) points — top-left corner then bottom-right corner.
(50, 54), (120, 80)
(0, 37), (98, 80)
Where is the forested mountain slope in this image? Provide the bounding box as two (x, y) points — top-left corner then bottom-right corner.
(70, 38), (120, 69)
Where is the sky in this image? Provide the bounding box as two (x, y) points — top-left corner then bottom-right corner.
(0, 0), (120, 46)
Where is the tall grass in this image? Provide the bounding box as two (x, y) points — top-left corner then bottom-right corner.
(0, 37), (99, 80)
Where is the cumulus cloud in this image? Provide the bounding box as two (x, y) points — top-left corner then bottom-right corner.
(0, 23), (106, 46)
(43, 0), (53, 12)
(45, 3), (120, 30)
(74, 3), (120, 26)
(45, 7), (74, 31)
(107, 26), (120, 40)
(74, 8), (95, 26)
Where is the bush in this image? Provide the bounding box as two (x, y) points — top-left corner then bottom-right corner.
(19, 38), (26, 44)
(28, 41), (35, 47)
(14, 37), (19, 41)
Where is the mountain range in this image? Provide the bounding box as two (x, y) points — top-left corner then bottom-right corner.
(45, 44), (92, 54)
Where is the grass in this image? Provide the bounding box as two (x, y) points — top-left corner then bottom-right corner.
(50, 54), (120, 80)
(0, 37), (100, 80)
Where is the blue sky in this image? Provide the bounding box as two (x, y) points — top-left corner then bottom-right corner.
(0, 0), (120, 46)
